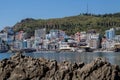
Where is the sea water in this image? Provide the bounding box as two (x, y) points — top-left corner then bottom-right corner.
(0, 52), (120, 66)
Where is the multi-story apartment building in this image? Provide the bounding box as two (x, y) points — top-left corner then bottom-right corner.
(34, 28), (46, 49)
(87, 33), (100, 49)
(48, 29), (66, 40)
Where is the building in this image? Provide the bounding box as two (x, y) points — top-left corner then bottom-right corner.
(105, 28), (115, 40)
(80, 32), (87, 40)
(88, 38), (99, 49)
(15, 31), (26, 40)
(14, 39), (34, 49)
(22, 40), (27, 49)
(114, 35), (120, 42)
(14, 40), (23, 49)
(101, 39), (115, 50)
(0, 37), (9, 52)
(75, 32), (81, 42)
(27, 39), (34, 48)
(75, 31), (87, 46)
(49, 29), (59, 39)
(87, 33), (100, 49)
(75, 32), (87, 47)
(59, 30), (66, 39)
(0, 32), (7, 41)
(48, 29), (66, 40)
(35, 28), (46, 39)
(34, 28), (46, 49)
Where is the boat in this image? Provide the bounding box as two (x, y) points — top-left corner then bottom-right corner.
(76, 49), (85, 53)
(59, 43), (72, 51)
(11, 48), (36, 53)
(94, 50), (114, 52)
(21, 48), (36, 53)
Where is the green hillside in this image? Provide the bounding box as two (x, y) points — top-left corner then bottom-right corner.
(13, 13), (120, 37)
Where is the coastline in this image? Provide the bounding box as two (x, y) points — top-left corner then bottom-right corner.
(7, 48), (118, 54)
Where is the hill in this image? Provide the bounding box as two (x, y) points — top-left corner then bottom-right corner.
(13, 13), (120, 37)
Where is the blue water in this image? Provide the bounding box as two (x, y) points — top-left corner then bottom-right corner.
(0, 52), (120, 66)
(0, 52), (14, 60)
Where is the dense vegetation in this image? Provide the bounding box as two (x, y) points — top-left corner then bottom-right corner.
(13, 13), (120, 37)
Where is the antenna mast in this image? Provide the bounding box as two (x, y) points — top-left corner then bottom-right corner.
(87, 3), (88, 14)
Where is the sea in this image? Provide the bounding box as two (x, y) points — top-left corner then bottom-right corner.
(0, 52), (120, 66)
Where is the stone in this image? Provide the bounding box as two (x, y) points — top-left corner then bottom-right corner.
(0, 54), (120, 80)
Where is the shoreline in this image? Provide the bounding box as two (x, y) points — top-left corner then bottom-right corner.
(7, 49), (118, 53)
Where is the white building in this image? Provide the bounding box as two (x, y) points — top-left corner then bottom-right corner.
(101, 40), (115, 50)
(114, 35), (120, 42)
(87, 33), (100, 49)
(27, 40), (34, 48)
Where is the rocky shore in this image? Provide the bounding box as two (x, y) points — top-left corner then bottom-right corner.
(0, 53), (120, 80)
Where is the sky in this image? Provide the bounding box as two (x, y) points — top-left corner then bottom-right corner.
(0, 0), (120, 30)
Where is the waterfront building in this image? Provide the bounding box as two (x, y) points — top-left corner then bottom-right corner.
(87, 33), (99, 40)
(80, 31), (87, 40)
(22, 40), (27, 49)
(14, 40), (23, 49)
(88, 38), (99, 49)
(48, 42), (59, 50)
(114, 35), (120, 42)
(75, 31), (87, 44)
(105, 28), (115, 40)
(22, 39), (34, 49)
(14, 39), (35, 50)
(87, 33), (100, 49)
(75, 32), (87, 48)
(42, 39), (50, 50)
(0, 37), (9, 51)
(80, 32), (87, 44)
(101, 39), (115, 50)
(75, 32), (81, 42)
(7, 35), (14, 45)
(0, 32), (8, 41)
(59, 42), (71, 51)
(0, 32), (14, 51)
(34, 28), (46, 50)
(27, 39), (34, 48)
(0, 38), (2, 44)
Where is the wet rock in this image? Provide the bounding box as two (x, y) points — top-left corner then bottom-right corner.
(76, 58), (120, 80)
(0, 53), (120, 80)
(78, 62), (85, 68)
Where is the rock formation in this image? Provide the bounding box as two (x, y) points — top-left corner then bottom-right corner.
(0, 53), (120, 80)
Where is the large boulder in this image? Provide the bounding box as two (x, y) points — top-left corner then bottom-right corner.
(0, 53), (120, 80)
